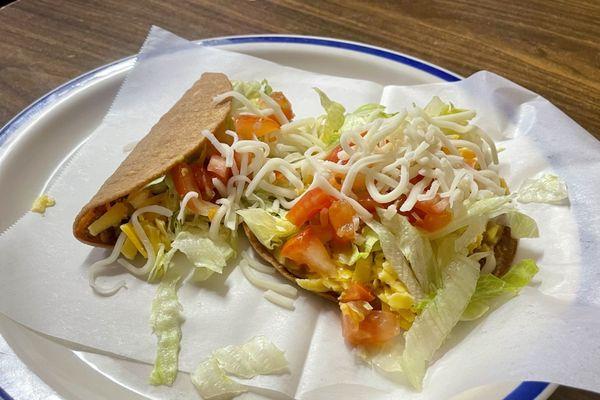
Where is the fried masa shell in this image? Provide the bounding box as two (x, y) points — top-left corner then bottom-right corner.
(243, 223), (518, 303)
(73, 72), (232, 247)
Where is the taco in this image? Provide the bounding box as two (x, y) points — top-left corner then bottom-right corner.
(235, 94), (536, 351)
(73, 72), (232, 247)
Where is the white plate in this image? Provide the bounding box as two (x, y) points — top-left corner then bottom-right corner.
(0, 35), (557, 400)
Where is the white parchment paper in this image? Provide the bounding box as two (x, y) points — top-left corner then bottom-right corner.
(1, 26), (600, 399)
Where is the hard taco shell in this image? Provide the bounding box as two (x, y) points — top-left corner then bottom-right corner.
(73, 72), (232, 247)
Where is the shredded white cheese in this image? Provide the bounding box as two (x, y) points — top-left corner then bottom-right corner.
(263, 290), (295, 310)
(243, 252), (275, 274)
(240, 261), (298, 298)
(88, 232), (128, 296)
(177, 191), (199, 223)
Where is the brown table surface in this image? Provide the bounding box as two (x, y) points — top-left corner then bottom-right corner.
(0, 0), (599, 399)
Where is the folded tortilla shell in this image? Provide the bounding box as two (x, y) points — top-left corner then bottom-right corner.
(73, 72), (232, 247)
(244, 224), (518, 303)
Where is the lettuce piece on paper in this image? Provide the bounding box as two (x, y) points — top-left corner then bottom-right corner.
(237, 208), (297, 249)
(518, 174), (568, 204)
(191, 357), (247, 400)
(213, 335), (288, 378)
(191, 336), (289, 399)
(401, 255), (480, 390)
(149, 279), (184, 386)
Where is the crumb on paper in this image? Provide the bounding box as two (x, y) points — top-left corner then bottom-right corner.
(31, 194), (55, 214)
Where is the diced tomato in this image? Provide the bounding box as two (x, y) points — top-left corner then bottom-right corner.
(328, 172), (365, 193)
(310, 209), (350, 244)
(280, 226), (337, 276)
(328, 200), (357, 240)
(414, 211), (452, 232)
(353, 191), (378, 213)
(170, 162), (203, 213)
(318, 208), (329, 227)
(411, 195), (452, 232)
(342, 308), (401, 346)
(351, 173), (366, 191)
(206, 154), (231, 183)
(269, 91), (294, 120)
(329, 236), (352, 253)
(190, 162), (215, 201)
(234, 114), (280, 139)
(326, 145), (343, 163)
(310, 222), (335, 243)
(410, 174), (424, 185)
(328, 174), (342, 190)
(414, 195), (449, 215)
(339, 283), (375, 302)
(286, 188), (336, 227)
(274, 170), (287, 184)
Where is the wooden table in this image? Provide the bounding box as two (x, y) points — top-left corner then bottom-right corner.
(0, 1), (598, 399)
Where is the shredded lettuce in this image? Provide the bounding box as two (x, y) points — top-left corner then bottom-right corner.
(213, 336), (288, 378)
(462, 259), (539, 321)
(454, 219), (487, 254)
(366, 219), (425, 300)
(149, 279), (184, 386)
(518, 174), (568, 204)
(401, 255), (480, 390)
(379, 211), (437, 292)
(424, 96), (468, 118)
(337, 227), (379, 266)
(358, 338), (405, 374)
(341, 103), (393, 132)
(191, 357), (246, 400)
(504, 211), (539, 239)
(232, 79), (273, 99)
(237, 208), (297, 249)
(314, 88), (345, 145)
(190, 336), (289, 399)
(189, 267), (216, 283)
(171, 225), (234, 277)
(148, 245), (176, 282)
(429, 196), (513, 240)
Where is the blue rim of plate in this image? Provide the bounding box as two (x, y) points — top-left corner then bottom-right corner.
(0, 35), (548, 400)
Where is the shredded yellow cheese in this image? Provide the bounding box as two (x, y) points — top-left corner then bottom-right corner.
(120, 222), (147, 257)
(31, 194), (55, 214)
(88, 202), (128, 236)
(121, 238), (138, 260)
